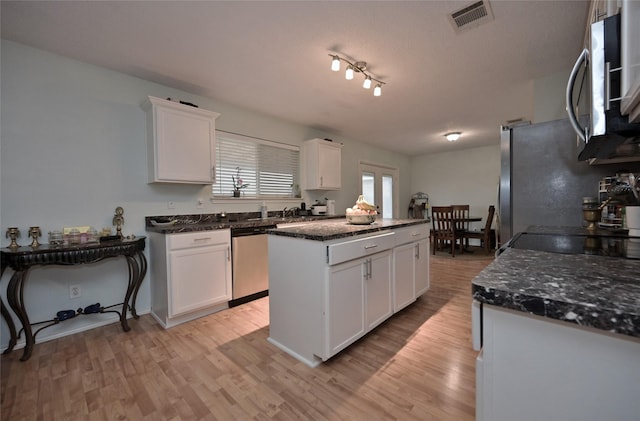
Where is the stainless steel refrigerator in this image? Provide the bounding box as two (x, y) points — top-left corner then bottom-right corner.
(499, 118), (640, 243)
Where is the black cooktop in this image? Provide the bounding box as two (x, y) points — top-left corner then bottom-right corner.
(507, 232), (640, 259)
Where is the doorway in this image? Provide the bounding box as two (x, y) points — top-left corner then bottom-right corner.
(359, 162), (399, 218)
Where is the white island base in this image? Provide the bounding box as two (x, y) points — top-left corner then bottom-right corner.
(268, 223), (429, 367)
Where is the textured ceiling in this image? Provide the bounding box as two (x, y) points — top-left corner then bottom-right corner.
(1, 0), (590, 155)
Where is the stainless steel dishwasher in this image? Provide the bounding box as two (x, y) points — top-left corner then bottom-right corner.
(229, 224), (275, 307)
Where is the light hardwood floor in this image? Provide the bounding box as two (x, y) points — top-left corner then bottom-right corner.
(1, 254), (493, 420)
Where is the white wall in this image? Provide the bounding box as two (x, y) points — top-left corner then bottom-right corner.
(0, 40), (410, 350)
(410, 145), (501, 230)
(534, 69), (572, 123)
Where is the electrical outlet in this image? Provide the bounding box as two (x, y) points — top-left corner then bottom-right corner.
(69, 284), (81, 299)
(168, 201), (175, 209)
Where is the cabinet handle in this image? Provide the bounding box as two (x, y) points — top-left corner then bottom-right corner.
(368, 258), (372, 279)
(211, 166), (216, 182)
(193, 237), (212, 242)
(363, 258), (372, 280)
(320, 176), (323, 187)
(364, 244), (378, 250)
(415, 243), (420, 259)
(227, 246), (230, 261)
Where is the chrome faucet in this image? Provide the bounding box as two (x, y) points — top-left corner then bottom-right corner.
(282, 207), (299, 218)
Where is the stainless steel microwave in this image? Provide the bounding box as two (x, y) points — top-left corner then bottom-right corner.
(567, 13), (640, 164)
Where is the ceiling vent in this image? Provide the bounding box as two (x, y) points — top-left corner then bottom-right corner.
(449, 0), (494, 33)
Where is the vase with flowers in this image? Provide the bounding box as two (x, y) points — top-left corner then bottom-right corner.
(232, 167), (249, 197)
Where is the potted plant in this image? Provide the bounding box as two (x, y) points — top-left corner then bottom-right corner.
(232, 167), (249, 197)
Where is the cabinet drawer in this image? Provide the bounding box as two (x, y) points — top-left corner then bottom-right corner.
(327, 232), (395, 265)
(167, 229), (230, 251)
(394, 225), (429, 245)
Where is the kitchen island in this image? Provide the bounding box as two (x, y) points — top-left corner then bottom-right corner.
(267, 218), (430, 367)
(471, 232), (640, 421)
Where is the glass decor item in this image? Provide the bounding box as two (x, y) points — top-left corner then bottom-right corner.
(48, 230), (63, 245)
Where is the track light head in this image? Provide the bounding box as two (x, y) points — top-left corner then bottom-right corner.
(373, 84), (382, 97)
(345, 65), (354, 80)
(331, 55), (340, 71)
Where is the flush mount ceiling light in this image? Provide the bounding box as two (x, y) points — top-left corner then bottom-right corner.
(445, 132), (462, 142)
(329, 54), (386, 96)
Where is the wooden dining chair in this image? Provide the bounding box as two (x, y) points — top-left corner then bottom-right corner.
(431, 206), (458, 257)
(465, 205), (496, 254)
(452, 205), (470, 249)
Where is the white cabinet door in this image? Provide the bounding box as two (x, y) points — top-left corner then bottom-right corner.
(327, 258), (365, 357)
(478, 305), (640, 421)
(394, 238), (429, 311)
(144, 96), (220, 184)
(304, 138), (342, 190)
(393, 243), (416, 312)
(365, 250), (393, 331)
(316, 141), (342, 189)
(168, 242), (231, 317)
(415, 239), (430, 296)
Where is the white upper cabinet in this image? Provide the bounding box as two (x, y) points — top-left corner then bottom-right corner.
(143, 96), (220, 184)
(303, 138), (342, 190)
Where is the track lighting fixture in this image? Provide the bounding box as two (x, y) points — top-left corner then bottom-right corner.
(445, 132), (462, 142)
(329, 54), (386, 96)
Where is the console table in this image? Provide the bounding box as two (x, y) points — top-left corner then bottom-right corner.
(0, 237), (147, 361)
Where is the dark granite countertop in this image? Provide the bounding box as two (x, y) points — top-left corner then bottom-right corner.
(524, 225), (631, 238)
(144, 213), (342, 234)
(267, 218), (429, 241)
(472, 247), (640, 338)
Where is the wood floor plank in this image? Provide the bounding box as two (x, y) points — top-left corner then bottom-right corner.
(2, 252), (492, 420)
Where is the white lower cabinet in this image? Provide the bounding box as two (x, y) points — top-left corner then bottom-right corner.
(393, 243), (417, 311)
(149, 230), (232, 328)
(393, 226), (430, 312)
(327, 258), (366, 357)
(474, 304), (640, 421)
(414, 239), (430, 296)
(327, 250), (392, 357)
(365, 251), (393, 330)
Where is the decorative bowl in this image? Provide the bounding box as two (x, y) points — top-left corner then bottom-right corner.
(346, 214), (376, 225)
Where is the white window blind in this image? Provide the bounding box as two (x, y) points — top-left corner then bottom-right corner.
(213, 131), (300, 198)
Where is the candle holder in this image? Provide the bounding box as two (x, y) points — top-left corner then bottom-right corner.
(582, 207), (601, 230)
(29, 226), (42, 248)
(5, 227), (20, 249)
(113, 206), (124, 239)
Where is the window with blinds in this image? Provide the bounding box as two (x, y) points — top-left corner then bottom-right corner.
(212, 131), (300, 198)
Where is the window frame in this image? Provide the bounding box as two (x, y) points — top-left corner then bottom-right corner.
(212, 130), (301, 201)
